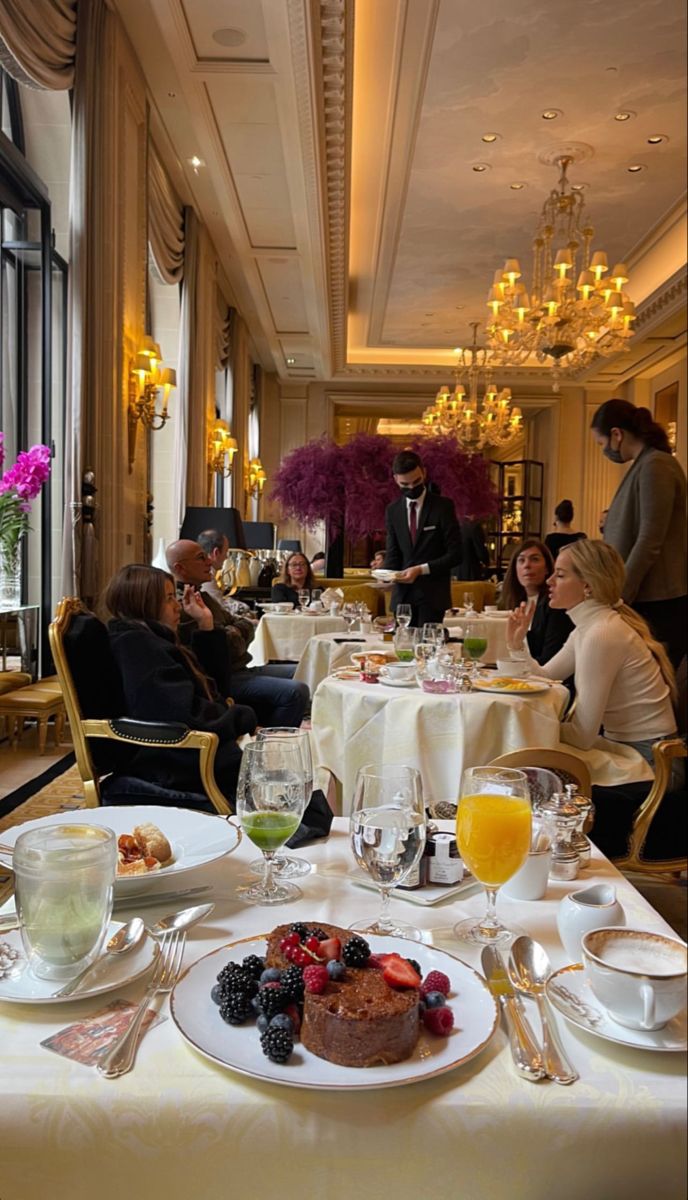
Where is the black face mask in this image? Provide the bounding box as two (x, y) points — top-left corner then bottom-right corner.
(400, 482), (424, 500)
(603, 441), (625, 465)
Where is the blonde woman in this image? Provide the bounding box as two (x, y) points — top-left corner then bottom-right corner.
(507, 539), (677, 765)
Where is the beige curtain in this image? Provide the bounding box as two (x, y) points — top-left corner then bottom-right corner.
(148, 141), (184, 285)
(0, 0), (76, 89)
(215, 294), (231, 371)
(230, 314), (253, 518)
(60, 0), (118, 596)
(174, 209), (217, 526)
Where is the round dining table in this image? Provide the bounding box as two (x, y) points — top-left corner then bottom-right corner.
(0, 819), (684, 1200)
(250, 612), (348, 666)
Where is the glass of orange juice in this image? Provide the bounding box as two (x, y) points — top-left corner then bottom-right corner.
(454, 766), (531, 946)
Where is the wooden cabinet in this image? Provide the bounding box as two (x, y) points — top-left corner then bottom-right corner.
(486, 460), (544, 571)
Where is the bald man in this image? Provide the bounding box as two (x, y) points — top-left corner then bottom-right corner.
(166, 539), (309, 728)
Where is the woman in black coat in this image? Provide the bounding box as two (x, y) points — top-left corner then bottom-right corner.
(499, 538), (573, 664)
(104, 564), (256, 807)
(271, 552), (315, 607)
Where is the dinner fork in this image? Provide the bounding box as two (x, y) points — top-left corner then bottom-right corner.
(97, 930), (185, 1079)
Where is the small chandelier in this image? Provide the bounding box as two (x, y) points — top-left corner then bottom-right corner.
(421, 322), (522, 452)
(486, 155), (636, 390)
(208, 419), (238, 478)
(128, 337), (176, 468)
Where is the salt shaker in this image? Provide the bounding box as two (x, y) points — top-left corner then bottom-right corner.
(539, 790), (581, 881)
(565, 783), (593, 869)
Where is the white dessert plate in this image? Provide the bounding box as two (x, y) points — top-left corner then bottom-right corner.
(371, 569), (399, 582)
(258, 602), (294, 614)
(170, 933), (498, 1090)
(0, 922), (157, 1004)
(545, 964), (687, 1052)
(0, 806), (240, 896)
(472, 677), (549, 695)
(352, 872), (481, 907)
(378, 675), (419, 689)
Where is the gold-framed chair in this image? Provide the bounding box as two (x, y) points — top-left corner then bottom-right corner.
(611, 738), (687, 879)
(49, 598), (231, 816)
(488, 747), (592, 797)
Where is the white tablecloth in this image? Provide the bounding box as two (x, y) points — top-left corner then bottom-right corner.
(294, 633), (389, 693)
(0, 823), (684, 1200)
(311, 676), (569, 814)
(250, 613), (347, 665)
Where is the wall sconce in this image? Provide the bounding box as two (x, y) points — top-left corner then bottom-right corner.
(128, 339), (176, 468)
(208, 419), (238, 477)
(247, 456), (267, 497)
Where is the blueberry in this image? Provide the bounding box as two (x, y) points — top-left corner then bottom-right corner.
(250, 995), (263, 1015)
(269, 1012), (294, 1032)
(210, 983), (224, 1005)
(256, 1013), (269, 1034)
(260, 967), (282, 985)
(326, 960), (346, 980)
(424, 990), (447, 1008)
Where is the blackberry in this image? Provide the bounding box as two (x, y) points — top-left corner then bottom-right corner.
(217, 962), (252, 988)
(342, 935), (371, 968)
(280, 965), (305, 1003)
(260, 1025), (294, 1064)
(219, 990), (254, 1025)
(289, 923), (310, 940)
(257, 985), (289, 1019)
(308, 928), (328, 940)
(406, 958), (421, 976)
(221, 973), (258, 1000)
(242, 954), (266, 980)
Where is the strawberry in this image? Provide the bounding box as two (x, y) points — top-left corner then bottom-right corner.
(420, 970), (451, 998)
(382, 955), (421, 990)
(422, 1005), (454, 1036)
(367, 954), (385, 970)
(318, 937), (341, 962)
(303, 965), (329, 994)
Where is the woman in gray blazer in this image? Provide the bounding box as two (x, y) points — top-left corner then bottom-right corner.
(591, 398), (686, 668)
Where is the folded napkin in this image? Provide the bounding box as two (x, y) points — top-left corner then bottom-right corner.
(287, 789), (334, 848)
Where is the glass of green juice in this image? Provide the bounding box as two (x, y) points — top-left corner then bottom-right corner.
(462, 618), (488, 682)
(14, 824), (117, 981)
(236, 740), (308, 905)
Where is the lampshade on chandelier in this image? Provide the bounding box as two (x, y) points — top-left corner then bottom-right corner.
(486, 155), (636, 390)
(422, 322), (522, 452)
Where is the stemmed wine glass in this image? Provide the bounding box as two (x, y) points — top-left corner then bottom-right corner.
(454, 766), (531, 946)
(297, 589), (311, 611)
(421, 622), (445, 647)
(462, 617), (488, 681)
(247, 727), (313, 880)
(236, 740), (308, 905)
(350, 764), (426, 939)
(395, 603), (412, 629)
(341, 602), (358, 632)
(463, 592), (476, 615)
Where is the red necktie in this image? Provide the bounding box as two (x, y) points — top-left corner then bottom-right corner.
(409, 500), (417, 542)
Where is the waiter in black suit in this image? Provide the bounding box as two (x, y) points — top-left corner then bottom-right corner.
(384, 450), (462, 627)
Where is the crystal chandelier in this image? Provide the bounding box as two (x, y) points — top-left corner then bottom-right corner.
(422, 322), (523, 452)
(486, 155), (636, 390)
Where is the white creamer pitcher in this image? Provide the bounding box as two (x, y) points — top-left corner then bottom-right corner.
(557, 883), (626, 963)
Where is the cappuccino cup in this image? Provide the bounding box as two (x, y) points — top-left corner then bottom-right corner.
(382, 661), (416, 680)
(582, 927), (687, 1031)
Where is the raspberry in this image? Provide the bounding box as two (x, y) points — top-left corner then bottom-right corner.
(303, 965), (329, 994)
(420, 970), (451, 998)
(422, 1005), (454, 1036)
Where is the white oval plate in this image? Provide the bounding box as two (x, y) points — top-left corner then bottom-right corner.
(379, 674), (419, 689)
(0, 807), (240, 895)
(546, 964), (687, 1052)
(170, 933), (498, 1090)
(371, 569), (399, 583)
(0, 921), (157, 1004)
(473, 678), (549, 695)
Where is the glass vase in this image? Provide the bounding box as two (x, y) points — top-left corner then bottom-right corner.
(0, 546), (21, 609)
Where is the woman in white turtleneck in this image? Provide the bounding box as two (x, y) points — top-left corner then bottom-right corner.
(507, 539), (677, 765)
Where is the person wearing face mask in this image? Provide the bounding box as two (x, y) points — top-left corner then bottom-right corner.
(384, 449), (462, 626)
(591, 398), (687, 668)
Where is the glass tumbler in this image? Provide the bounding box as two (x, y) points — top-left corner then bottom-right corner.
(13, 824), (117, 981)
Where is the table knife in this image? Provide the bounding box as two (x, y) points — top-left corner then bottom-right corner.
(481, 946), (545, 1081)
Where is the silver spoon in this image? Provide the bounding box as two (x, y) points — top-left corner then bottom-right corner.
(149, 902), (215, 936)
(54, 918), (146, 998)
(508, 936), (579, 1085)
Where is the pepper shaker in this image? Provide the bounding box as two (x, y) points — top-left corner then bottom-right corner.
(565, 783), (593, 869)
(539, 790), (581, 881)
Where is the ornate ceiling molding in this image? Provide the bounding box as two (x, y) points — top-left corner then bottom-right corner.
(633, 267), (687, 333)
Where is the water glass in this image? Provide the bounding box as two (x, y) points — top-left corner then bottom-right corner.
(421, 622), (445, 647)
(342, 602), (358, 631)
(13, 824), (117, 981)
(395, 603), (412, 628)
(462, 617), (488, 679)
(297, 589), (310, 611)
(350, 764), (426, 939)
(463, 592), (476, 614)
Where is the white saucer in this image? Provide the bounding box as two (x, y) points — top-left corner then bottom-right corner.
(0, 922), (158, 1005)
(546, 964), (687, 1052)
(378, 673), (418, 688)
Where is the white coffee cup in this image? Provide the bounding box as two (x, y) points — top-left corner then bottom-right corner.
(382, 661), (416, 680)
(501, 845), (552, 901)
(496, 658), (528, 677)
(582, 927), (687, 1031)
